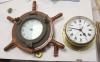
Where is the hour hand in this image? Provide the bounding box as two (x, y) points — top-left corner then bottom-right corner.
(70, 28), (80, 30)
(82, 32), (88, 41)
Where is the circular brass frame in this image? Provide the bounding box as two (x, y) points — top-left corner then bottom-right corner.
(62, 16), (96, 51)
(16, 11), (50, 48)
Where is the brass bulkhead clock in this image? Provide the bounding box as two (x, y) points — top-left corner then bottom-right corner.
(62, 16), (96, 51)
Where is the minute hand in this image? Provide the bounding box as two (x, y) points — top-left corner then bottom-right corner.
(70, 28), (80, 30)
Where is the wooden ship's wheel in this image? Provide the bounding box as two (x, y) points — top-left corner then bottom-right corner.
(4, 1), (64, 57)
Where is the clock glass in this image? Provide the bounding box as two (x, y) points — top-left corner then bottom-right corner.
(66, 17), (95, 44)
(21, 19), (43, 40)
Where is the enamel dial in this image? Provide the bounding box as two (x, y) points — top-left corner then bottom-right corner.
(21, 19), (43, 40)
(66, 16), (95, 44)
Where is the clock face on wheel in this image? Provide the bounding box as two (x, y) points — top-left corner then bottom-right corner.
(21, 19), (43, 40)
(4, 1), (64, 57)
(16, 13), (49, 47)
(63, 16), (96, 50)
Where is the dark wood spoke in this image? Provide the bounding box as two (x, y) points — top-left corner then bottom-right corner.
(54, 45), (58, 57)
(7, 16), (15, 23)
(50, 39), (64, 57)
(32, 1), (37, 11)
(4, 42), (16, 51)
(51, 13), (63, 22)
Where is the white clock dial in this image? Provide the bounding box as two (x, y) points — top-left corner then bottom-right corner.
(21, 19), (43, 40)
(66, 17), (95, 44)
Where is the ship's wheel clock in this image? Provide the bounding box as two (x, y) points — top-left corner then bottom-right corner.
(62, 16), (96, 51)
(4, 1), (64, 57)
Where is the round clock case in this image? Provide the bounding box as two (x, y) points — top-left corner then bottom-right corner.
(62, 16), (96, 51)
(4, 1), (64, 57)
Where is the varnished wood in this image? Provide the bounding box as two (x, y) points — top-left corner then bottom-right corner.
(51, 13), (63, 22)
(7, 16), (15, 23)
(4, 1), (64, 57)
(50, 39), (64, 57)
(4, 42), (15, 51)
(32, 1), (37, 11)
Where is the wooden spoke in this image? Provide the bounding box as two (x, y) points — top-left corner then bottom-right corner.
(51, 13), (63, 22)
(50, 39), (64, 57)
(32, 1), (37, 11)
(7, 16), (15, 23)
(4, 42), (16, 51)
(54, 45), (58, 57)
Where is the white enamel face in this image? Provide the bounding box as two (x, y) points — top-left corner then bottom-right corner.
(21, 19), (43, 40)
(66, 17), (95, 44)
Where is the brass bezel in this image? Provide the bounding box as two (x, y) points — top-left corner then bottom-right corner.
(62, 16), (96, 51)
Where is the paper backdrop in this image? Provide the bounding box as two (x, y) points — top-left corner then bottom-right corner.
(0, 0), (97, 61)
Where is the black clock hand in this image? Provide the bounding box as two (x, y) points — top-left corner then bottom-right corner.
(79, 21), (87, 37)
(81, 21), (86, 29)
(83, 33), (88, 41)
(70, 28), (80, 30)
(81, 31), (88, 41)
(71, 27), (87, 37)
